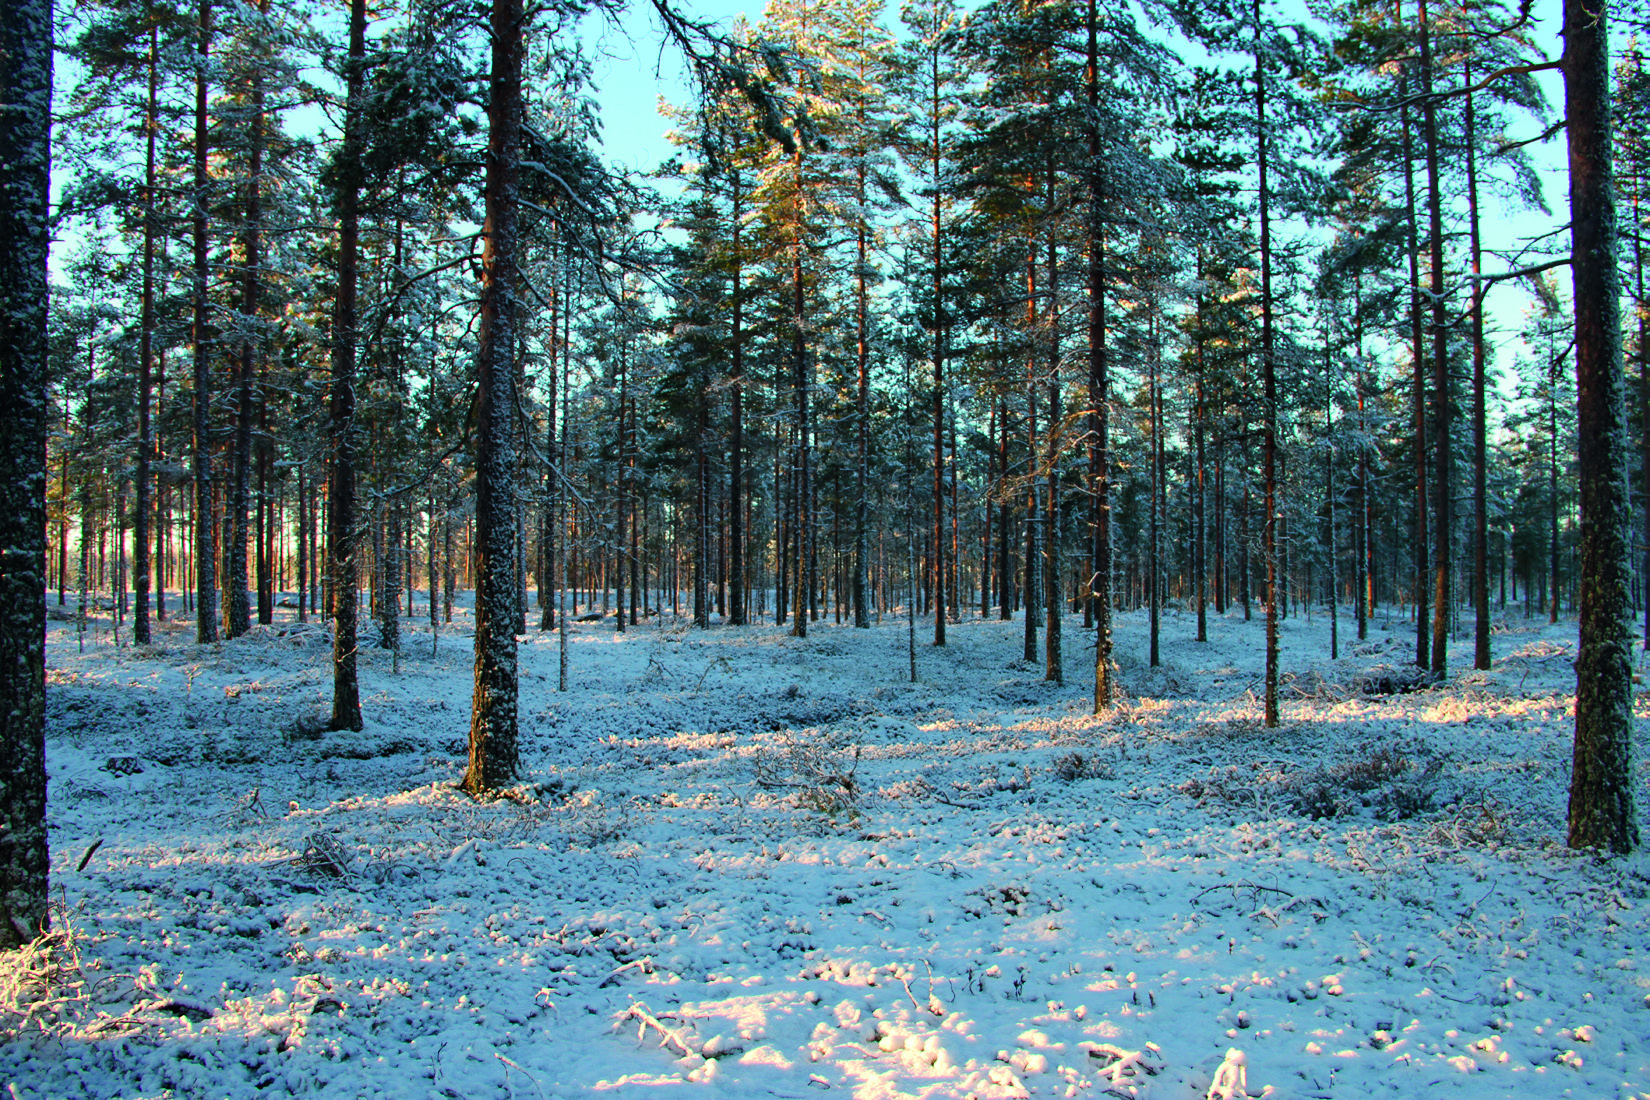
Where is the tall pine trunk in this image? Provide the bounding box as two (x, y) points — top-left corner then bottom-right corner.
(1044, 220), (1061, 684)
(729, 171), (747, 626)
(931, 90), (946, 647)
(191, 0), (218, 644)
(1256, 0), (1279, 728)
(135, 21), (158, 645)
(791, 152), (811, 639)
(1398, 0), (1429, 669)
(227, 17), (266, 640)
(1087, 0), (1113, 709)
(1565, 0), (1639, 851)
(0, 0), (52, 946)
(1420, 0), (1450, 677)
(463, 0), (525, 793)
(328, 0), (366, 731)
(1466, 62), (1491, 670)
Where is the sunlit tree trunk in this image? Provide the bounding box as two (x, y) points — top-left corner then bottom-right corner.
(463, 0), (525, 793)
(1565, 0), (1639, 852)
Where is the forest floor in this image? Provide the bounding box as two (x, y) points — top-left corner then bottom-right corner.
(5, 594), (1650, 1099)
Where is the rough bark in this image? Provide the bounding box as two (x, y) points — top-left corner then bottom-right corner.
(1257, 0), (1279, 728)
(226, 16), (266, 641)
(135, 22), (157, 646)
(328, 0), (366, 731)
(1397, 0), (1429, 670)
(0, 0), (52, 948)
(1420, 0), (1450, 678)
(729, 171), (747, 626)
(1565, 0), (1640, 853)
(191, 0), (218, 645)
(462, 0), (525, 794)
(931, 101), (946, 648)
(790, 159), (811, 640)
(1044, 219), (1061, 684)
(1088, 0), (1113, 710)
(1466, 63), (1491, 670)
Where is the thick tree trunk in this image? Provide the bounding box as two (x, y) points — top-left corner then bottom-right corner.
(1397, 1), (1429, 669)
(931, 124), (946, 647)
(1355, 274), (1371, 640)
(256, 375), (272, 625)
(226, 25), (265, 641)
(1194, 266), (1208, 645)
(0, 0), (52, 947)
(1088, 0), (1113, 709)
(853, 162), (871, 628)
(791, 184), (811, 639)
(135, 23), (158, 645)
(1024, 250), (1040, 663)
(1256, 0), (1279, 728)
(1565, 0), (1640, 852)
(729, 174), (747, 626)
(328, 0), (366, 731)
(191, 0), (218, 645)
(381, 504), (400, 649)
(463, 0), (525, 794)
(1551, 352), (1561, 624)
(1044, 217), (1061, 683)
(1420, 0), (1450, 677)
(614, 337), (628, 635)
(1466, 63), (1491, 670)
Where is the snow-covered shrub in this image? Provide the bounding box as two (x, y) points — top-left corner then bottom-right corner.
(1352, 665), (1437, 696)
(753, 730), (862, 825)
(1284, 745), (1447, 821)
(0, 907), (114, 1043)
(1051, 751), (1113, 783)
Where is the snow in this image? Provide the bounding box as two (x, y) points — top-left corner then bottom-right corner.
(7, 597), (1650, 1099)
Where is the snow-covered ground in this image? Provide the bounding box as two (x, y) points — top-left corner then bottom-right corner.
(7, 595), (1650, 1099)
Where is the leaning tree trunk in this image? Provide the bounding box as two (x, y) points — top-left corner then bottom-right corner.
(462, 0), (525, 794)
(0, 0), (52, 947)
(328, 0), (366, 731)
(1565, 0), (1640, 853)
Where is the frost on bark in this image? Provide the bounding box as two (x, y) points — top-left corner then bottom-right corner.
(462, 0), (523, 795)
(1565, 0), (1639, 853)
(0, 0), (53, 947)
(1087, 0), (1112, 712)
(328, 0), (366, 732)
(191, 0), (218, 645)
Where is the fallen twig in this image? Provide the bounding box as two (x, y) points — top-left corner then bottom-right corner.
(625, 1001), (697, 1057)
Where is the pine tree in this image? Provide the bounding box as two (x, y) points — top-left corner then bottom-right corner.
(1564, 0), (1639, 853)
(0, 0), (53, 947)
(463, 0), (526, 794)
(327, 0), (367, 732)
